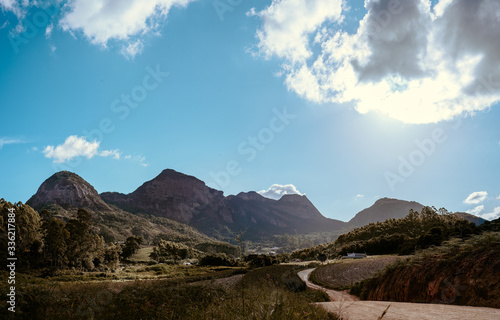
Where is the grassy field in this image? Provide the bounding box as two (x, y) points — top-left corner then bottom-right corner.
(12, 263), (246, 284)
(1, 264), (339, 320)
(127, 246), (154, 262)
(310, 256), (402, 290)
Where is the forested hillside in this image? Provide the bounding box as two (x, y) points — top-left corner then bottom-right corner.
(291, 207), (478, 260)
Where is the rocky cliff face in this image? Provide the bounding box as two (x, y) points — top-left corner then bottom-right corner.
(101, 169), (226, 224)
(27, 171), (112, 213)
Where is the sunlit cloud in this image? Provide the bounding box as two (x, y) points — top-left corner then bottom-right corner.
(481, 207), (500, 221)
(466, 205), (484, 216)
(463, 191), (488, 204)
(59, 0), (195, 59)
(258, 184), (303, 200)
(43, 135), (124, 163)
(253, 0), (500, 124)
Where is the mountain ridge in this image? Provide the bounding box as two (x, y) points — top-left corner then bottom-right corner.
(26, 169), (484, 244)
(100, 169), (344, 240)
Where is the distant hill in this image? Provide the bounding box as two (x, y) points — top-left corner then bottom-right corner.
(101, 169), (346, 240)
(27, 170), (478, 245)
(347, 198), (424, 227)
(452, 212), (486, 226)
(27, 171), (214, 244)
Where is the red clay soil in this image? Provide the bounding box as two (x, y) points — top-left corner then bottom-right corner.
(356, 246), (500, 308)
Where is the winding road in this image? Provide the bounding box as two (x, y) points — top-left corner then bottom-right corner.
(298, 268), (500, 320)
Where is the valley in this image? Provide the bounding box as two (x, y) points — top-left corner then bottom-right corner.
(1, 169), (499, 319)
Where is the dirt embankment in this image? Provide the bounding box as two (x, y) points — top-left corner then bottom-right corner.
(311, 256), (401, 289)
(352, 245), (500, 308)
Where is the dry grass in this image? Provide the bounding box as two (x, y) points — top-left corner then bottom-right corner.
(311, 256), (401, 290)
(0, 265), (338, 320)
(127, 246), (154, 262)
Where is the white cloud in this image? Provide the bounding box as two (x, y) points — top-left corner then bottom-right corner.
(43, 135), (100, 163)
(497, 195), (500, 200)
(100, 149), (121, 160)
(258, 184), (303, 200)
(59, 0), (195, 58)
(45, 23), (53, 38)
(134, 155), (148, 167)
(481, 207), (500, 221)
(254, 0), (500, 124)
(466, 205), (484, 216)
(43, 135), (126, 163)
(356, 194), (364, 198)
(124, 154), (148, 167)
(0, 137), (25, 149)
(251, 0), (344, 63)
(0, 0), (27, 19)
(464, 191), (488, 204)
(120, 40), (144, 59)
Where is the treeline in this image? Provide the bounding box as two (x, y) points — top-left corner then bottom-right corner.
(1, 199), (121, 271)
(0, 199), (249, 271)
(291, 207), (478, 260)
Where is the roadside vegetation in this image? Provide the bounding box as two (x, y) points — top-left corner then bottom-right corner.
(350, 230), (500, 308)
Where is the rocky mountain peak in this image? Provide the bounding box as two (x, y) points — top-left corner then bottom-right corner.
(235, 191), (268, 201)
(27, 171), (112, 212)
(131, 169), (223, 204)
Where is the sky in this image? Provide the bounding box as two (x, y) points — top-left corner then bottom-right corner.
(0, 0), (499, 222)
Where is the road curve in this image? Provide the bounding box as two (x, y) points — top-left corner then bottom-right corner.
(298, 268), (500, 320)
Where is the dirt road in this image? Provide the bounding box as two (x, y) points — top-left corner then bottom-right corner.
(298, 268), (500, 320)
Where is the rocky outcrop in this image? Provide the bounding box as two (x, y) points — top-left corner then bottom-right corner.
(102, 169), (226, 224)
(27, 171), (112, 213)
(26, 171), (214, 243)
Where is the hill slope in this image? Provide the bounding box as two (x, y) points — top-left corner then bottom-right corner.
(347, 197), (424, 227)
(351, 231), (500, 308)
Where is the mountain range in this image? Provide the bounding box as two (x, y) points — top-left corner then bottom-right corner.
(25, 169), (484, 243)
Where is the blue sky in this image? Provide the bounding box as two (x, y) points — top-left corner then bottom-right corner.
(1, 0), (499, 222)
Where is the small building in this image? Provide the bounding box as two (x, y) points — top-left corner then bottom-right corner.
(342, 253), (367, 259)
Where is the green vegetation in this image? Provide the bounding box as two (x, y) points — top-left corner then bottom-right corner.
(150, 239), (201, 262)
(292, 207), (477, 260)
(0, 265), (336, 319)
(1, 200), (118, 272)
(121, 236), (143, 259)
(350, 230), (500, 308)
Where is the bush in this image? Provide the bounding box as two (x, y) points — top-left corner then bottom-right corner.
(198, 254), (235, 267)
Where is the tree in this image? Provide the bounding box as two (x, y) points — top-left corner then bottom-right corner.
(0, 199), (42, 268)
(65, 208), (104, 270)
(43, 217), (70, 268)
(104, 243), (122, 269)
(150, 240), (197, 262)
(121, 236), (143, 259)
